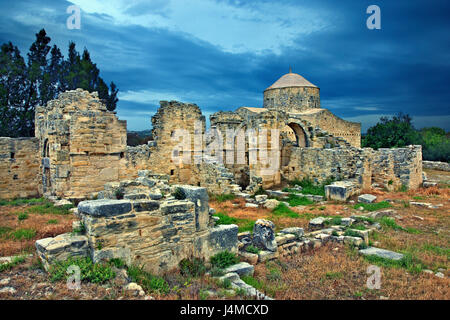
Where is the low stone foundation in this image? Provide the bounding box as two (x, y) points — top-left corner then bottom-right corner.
(36, 173), (238, 275)
(423, 160), (450, 172)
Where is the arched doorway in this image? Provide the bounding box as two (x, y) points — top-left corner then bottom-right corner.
(286, 122), (308, 147)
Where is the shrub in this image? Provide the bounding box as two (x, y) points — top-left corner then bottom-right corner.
(211, 193), (235, 203)
(109, 258), (126, 269)
(179, 257), (206, 278)
(246, 245), (260, 254)
(378, 217), (404, 231)
(17, 212), (29, 221)
(48, 257), (115, 284)
(172, 187), (186, 200)
(287, 194), (313, 207)
(210, 251), (239, 269)
(241, 275), (264, 289)
(127, 264), (170, 294)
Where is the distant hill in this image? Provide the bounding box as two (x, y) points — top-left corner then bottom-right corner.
(127, 130), (153, 146)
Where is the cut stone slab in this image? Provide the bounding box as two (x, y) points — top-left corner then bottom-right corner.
(280, 227), (304, 239)
(238, 251), (258, 265)
(53, 199), (72, 207)
(245, 203), (259, 208)
(325, 181), (359, 202)
(263, 199), (280, 210)
(35, 233), (89, 270)
(341, 217), (354, 226)
(218, 272), (240, 283)
(78, 199), (132, 217)
(359, 247), (404, 261)
(224, 262), (254, 277)
(358, 194), (377, 204)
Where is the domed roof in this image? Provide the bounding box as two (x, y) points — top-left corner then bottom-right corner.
(265, 69), (318, 91)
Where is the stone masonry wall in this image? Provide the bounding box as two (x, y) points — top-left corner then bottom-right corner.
(0, 137), (40, 199)
(263, 86), (320, 112)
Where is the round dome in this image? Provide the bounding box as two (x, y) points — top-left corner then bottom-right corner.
(265, 71), (318, 91)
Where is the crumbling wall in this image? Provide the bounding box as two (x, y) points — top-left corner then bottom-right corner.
(0, 137), (40, 199)
(285, 147), (365, 184)
(36, 175), (239, 275)
(35, 89), (128, 199)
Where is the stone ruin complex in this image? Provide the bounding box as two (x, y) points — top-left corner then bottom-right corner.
(0, 69), (424, 280)
(0, 69), (423, 202)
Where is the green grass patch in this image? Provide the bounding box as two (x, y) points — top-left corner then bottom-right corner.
(213, 212), (255, 233)
(48, 257), (115, 284)
(0, 226), (12, 238)
(26, 202), (74, 215)
(210, 251), (240, 269)
(0, 255), (26, 272)
(246, 245), (260, 254)
(377, 217), (420, 233)
(324, 216), (342, 226)
(12, 228), (36, 240)
(422, 244), (450, 258)
(350, 223), (367, 230)
(344, 229), (363, 238)
(353, 201), (392, 212)
(289, 177), (334, 196)
(17, 212), (29, 221)
(47, 219), (58, 224)
(127, 264), (170, 294)
(286, 194), (314, 207)
(241, 275), (264, 290)
(179, 257), (206, 278)
(0, 197), (47, 207)
(324, 271), (343, 280)
(210, 193), (236, 203)
(272, 203), (299, 218)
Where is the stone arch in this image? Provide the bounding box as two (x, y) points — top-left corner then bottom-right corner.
(287, 122), (308, 147)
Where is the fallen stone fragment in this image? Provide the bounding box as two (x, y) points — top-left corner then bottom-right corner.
(253, 219), (277, 252)
(263, 199), (280, 210)
(359, 247), (404, 261)
(435, 272), (445, 278)
(280, 227), (304, 239)
(358, 194), (377, 203)
(224, 262), (254, 277)
(78, 199), (132, 217)
(245, 203), (259, 208)
(423, 181), (438, 188)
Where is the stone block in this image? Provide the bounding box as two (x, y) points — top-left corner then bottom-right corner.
(78, 199), (132, 217)
(224, 262), (254, 277)
(132, 200), (160, 212)
(280, 227), (304, 239)
(358, 194), (377, 203)
(359, 247), (404, 261)
(325, 181), (358, 202)
(253, 219), (277, 252)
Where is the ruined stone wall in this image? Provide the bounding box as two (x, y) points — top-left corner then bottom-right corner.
(263, 87), (320, 112)
(285, 147), (365, 185)
(35, 89), (128, 200)
(285, 145), (423, 191)
(293, 109), (361, 148)
(0, 137), (40, 199)
(76, 182), (238, 275)
(150, 101), (206, 185)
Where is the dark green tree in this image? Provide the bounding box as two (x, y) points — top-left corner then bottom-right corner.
(0, 29), (119, 137)
(362, 113), (420, 149)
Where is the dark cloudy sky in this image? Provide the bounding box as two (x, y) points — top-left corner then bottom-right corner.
(1, 0), (449, 132)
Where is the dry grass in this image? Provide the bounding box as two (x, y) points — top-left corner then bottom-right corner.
(254, 244), (449, 300)
(0, 203), (75, 256)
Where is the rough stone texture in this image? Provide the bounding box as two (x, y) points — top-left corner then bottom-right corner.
(359, 247), (404, 261)
(224, 262), (254, 277)
(358, 194), (377, 203)
(0, 137), (40, 199)
(78, 199), (132, 217)
(35, 233), (89, 270)
(252, 219), (277, 252)
(280, 227), (304, 239)
(325, 181), (360, 202)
